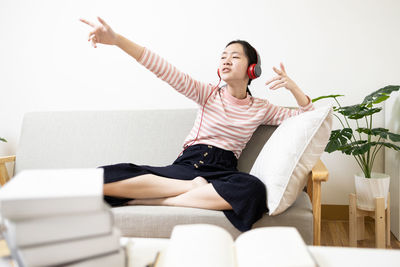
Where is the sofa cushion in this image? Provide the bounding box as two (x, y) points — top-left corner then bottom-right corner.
(250, 105), (332, 215)
(111, 191), (313, 245)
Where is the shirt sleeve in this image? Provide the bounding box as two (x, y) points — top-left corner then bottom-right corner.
(261, 95), (315, 126)
(137, 47), (214, 106)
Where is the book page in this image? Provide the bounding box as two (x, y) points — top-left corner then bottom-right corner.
(162, 224), (235, 267)
(234, 227), (316, 267)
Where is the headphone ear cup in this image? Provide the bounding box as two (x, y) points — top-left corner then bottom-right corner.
(247, 63), (262, 80)
(253, 64), (262, 78)
(247, 64), (256, 79)
(248, 50), (262, 80)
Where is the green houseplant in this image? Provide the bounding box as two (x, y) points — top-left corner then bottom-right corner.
(0, 138), (6, 143)
(312, 85), (400, 210)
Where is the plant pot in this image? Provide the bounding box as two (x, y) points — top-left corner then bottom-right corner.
(354, 172), (390, 211)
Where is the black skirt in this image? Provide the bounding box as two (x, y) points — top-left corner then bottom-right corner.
(98, 144), (267, 232)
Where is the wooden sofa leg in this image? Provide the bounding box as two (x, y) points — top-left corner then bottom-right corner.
(309, 159), (329, 246)
(0, 156), (16, 186)
(312, 180), (321, 246)
(0, 163), (10, 186)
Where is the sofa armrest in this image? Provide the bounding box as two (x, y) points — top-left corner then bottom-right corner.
(0, 155), (16, 186)
(306, 158), (329, 246)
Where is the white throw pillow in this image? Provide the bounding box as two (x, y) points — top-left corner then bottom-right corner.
(250, 105), (333, 215)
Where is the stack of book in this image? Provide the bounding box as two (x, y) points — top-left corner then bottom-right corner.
(0, 168), (126, 267)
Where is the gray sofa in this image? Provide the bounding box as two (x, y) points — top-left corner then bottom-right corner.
(0, 109), (328, 245)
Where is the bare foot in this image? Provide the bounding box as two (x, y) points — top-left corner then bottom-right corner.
(192, 176), (208, 189)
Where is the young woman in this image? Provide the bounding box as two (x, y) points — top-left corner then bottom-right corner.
(80, 16), (315, 232)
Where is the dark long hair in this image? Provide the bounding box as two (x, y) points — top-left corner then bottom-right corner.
(225, 40), (259, 96)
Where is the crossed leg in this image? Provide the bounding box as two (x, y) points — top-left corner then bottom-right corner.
(103, 174), (208, 199)
(103, 173), (232, 210)
(127, 183), (232, 210)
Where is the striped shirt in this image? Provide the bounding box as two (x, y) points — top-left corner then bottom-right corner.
(138, 47), (315, 159)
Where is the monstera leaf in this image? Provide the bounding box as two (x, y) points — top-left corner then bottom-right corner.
(362, 85), (400, 107)
(337, 105), (382, 120)
(355, 127), (400, 142)
(325, 128), (353, 153)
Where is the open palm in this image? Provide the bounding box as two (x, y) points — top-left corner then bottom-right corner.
(265, 63), (299, 92)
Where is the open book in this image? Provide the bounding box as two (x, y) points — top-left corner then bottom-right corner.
(154, 224), (316, 267)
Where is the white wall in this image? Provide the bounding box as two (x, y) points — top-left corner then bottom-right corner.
(385, 91), (400, 239)
(1, 0), (399, 204)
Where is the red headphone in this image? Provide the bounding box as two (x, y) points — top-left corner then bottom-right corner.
(217, 49), (262, 80)
(177, 50), (261, 158)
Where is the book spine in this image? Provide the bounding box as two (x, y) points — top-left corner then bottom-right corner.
(6, 209), (113, 248)
(1, 196), (104, 220)
(17, 227), (121, 266)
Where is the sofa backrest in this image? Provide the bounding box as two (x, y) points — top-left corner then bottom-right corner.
(15, 109), (278, 175)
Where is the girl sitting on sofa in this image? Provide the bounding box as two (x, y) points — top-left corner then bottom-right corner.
(80, 16), (315, 232)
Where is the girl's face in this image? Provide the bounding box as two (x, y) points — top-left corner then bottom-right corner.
(219, 43), (249, 83)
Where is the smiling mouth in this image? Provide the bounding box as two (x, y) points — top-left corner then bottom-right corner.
(222, 68), (231, 73)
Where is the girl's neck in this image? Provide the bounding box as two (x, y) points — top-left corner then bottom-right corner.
(225, 83), (247, 99)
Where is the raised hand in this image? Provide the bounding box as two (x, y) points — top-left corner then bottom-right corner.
(265, 62), (299, 92)
(79, 17), (118, 48)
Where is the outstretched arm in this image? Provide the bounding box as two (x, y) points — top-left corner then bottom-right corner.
(80, 16), (214, 106)
(80, 17), (145, 62)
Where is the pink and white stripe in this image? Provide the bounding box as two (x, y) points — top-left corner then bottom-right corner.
(138, 47), (315, 159)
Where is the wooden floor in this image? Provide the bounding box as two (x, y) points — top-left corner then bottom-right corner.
(321, 219), (400, 248)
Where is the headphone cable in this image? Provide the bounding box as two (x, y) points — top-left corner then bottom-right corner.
(177, 76), (222, 158)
